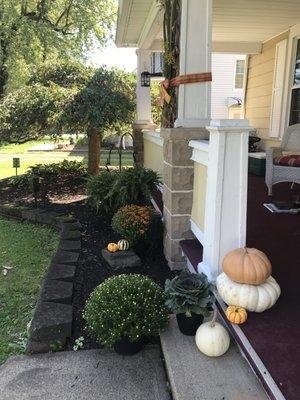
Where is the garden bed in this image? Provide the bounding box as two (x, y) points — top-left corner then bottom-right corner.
(39, 201), (175, 351)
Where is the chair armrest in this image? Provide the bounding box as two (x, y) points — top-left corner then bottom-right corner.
(266, 147), (282, 166)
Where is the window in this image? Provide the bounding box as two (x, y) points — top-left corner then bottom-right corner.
(289, 39), (300, 125)
(234, 59), (245, 89)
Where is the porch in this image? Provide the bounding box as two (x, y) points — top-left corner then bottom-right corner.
(116, 1), (300, 399)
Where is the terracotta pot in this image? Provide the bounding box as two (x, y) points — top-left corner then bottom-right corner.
(176, 313), (204, 336)
(113, 336), (144, 355)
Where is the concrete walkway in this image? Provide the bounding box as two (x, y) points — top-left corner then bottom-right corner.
(160, 315), (269, 400)
(0, 346), (170, 400)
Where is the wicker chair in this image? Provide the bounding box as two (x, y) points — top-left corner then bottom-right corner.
(265, 123), (300, 195)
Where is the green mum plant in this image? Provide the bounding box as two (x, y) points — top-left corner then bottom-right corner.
(84, 274), (169, 348)
(165, 271), (215, 317)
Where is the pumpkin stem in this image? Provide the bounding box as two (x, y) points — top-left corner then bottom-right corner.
(211, 309), (218, 327)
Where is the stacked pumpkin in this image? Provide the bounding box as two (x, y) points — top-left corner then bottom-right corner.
(216, 247), (281, 313)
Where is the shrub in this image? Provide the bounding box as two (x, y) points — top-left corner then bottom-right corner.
(28, 159), (87, 180)
(112, 205), (152, 246)
(87, 167), (161, 214)
(86, 171), (118, 212)
(84, 274), (169, 348)
(110, 167), (160, 209)
(165, 271), (215, 317)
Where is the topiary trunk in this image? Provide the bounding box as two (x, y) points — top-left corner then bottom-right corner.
(88, 128), (101, 175)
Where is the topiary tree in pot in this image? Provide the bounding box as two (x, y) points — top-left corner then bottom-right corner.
(165, 271), (215, 336)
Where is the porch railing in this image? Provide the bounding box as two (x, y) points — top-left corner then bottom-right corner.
(143, 130), (164, 178)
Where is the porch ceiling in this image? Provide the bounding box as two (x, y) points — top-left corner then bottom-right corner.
(116, 0), (300, 49)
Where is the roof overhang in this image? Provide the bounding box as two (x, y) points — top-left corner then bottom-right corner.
(116, 0), (300, 52)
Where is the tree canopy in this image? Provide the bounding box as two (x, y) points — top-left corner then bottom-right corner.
(0, 0), (116, 95)
(0, 61), (136, 143)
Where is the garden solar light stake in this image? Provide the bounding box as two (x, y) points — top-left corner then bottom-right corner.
(13, 158), (20, 176)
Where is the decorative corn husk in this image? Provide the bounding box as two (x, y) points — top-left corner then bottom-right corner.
(157, 0), (181, 128)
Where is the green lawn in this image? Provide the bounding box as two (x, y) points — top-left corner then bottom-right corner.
(0, 218), (59, 364)
(0, 140), (134, 179)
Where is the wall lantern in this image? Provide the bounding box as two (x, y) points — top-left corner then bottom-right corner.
(141, 71), (151, 87)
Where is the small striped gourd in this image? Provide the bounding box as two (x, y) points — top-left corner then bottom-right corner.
(118, 239), (129, 251)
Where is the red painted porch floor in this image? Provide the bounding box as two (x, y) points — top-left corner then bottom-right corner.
(245, 175), (300, 400)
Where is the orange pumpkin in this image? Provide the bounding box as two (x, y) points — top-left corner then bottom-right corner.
(107, 243), (119, 253)
(222, 247), (271, 285)
(225, 305), (247, 325)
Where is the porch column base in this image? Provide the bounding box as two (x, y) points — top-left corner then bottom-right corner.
(132, 122), (156, 166)
(161, 127), (209, 270)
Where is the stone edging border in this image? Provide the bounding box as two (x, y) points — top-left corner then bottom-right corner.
(0, 203), (81, 354)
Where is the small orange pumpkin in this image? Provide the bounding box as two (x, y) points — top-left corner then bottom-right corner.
(223, 247), (271, 285)
(107, 243), (119, 253)
(225, 305), (247, 325)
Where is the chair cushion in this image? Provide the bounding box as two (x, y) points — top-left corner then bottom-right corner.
(274, 155), (300, 167)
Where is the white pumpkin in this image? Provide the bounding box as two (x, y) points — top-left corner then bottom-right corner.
(216, 273), (281, 312)
(195, 313), (230, 357)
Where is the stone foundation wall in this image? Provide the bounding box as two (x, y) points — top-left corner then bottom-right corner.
(160, 127), (209, 270)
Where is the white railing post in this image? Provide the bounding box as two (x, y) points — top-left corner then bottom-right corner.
(199, 119), (252, 280)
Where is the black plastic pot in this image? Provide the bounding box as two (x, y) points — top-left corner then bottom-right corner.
(113, 337), (144, 355)
(176, 313), (204, 336)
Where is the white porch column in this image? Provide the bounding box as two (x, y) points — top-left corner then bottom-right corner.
(199, 120), (252, 281)
(136, 49), (152, 124)
(175, 0), (212, 128)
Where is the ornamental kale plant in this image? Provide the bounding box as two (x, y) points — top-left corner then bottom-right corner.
(165, 271), (215, 317)
(84, 274), (169, 348)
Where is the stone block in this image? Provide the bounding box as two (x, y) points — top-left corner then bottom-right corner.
(60, 229), (81, 240)
(163, 163), (194, 191)
(21, 208), (45, 222)
(0, 203), (24, 218)
(52, 249), (79, 264)
(61, 221), (82, 232)
(40, 280), (73, 304)
(163, 233), (186, 270)
(36, 211), (61, 226)
(46, 263), (76, 282)
(26, 338), (65, 354)
(59, 240), (81, 251)
(163, 186), (193, 215)
(29, 301), (72, 343)
(163, 207), (194, 240)
(160, 127), (209, 141)
(101, 249), (141, 270)
(163, 139), (194, 167)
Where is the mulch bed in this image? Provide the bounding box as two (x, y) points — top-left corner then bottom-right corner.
(0, 177), (176, 351)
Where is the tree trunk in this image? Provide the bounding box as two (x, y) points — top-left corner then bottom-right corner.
(88, 128), (101, 175)
(0, 39), (9, 97)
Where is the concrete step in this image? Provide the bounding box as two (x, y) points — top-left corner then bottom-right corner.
(0, 346), (171, 400)
(160, 315), (269, 400)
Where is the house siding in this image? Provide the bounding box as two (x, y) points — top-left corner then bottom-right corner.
(211, 53), (245, 119)
(245, 31), (289, 149)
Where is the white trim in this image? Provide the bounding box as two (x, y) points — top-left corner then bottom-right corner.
(143, 130), (163, 147)
(190, 219), (205, 245)
(269, 39), (288, 138)
(283, 23), (300, 132)
(198, 261), (213, 281)
(216, 294), (286, 400)
(212, 41), (262, 54)
(137, 1), (162, 49)
(175, 118), (211, 129)
(189, 139), (209, 166)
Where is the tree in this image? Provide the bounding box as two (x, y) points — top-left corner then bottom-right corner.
(0, 63), (136, 175)
(63, 67), (135, 175)
(0, 0), (116, 96)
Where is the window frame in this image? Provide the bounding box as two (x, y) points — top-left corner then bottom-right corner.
(234, 59), (245, 90)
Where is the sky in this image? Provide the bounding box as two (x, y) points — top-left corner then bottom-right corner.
(88, 43), (137, 72)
